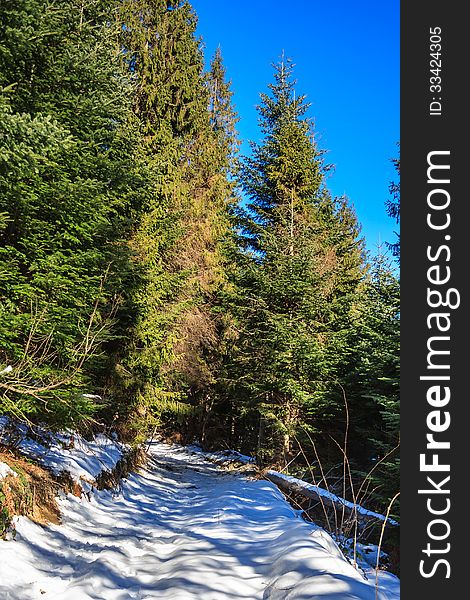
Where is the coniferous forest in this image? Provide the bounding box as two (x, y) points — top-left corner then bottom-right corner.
(0, 0), (399, 528)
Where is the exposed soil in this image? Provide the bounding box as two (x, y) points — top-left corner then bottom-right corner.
(0, 442), (148, 538)
(0, 449), (62, 535)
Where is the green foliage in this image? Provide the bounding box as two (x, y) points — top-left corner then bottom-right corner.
(0, 2), (400, 527)
(358, 251), (400, 516)
(326, 247), (400, 516)
(0, 0), (140, 426)
(223, 58), (366, 464)
(109, 0), (237, 437)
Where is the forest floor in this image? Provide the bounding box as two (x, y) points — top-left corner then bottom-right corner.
(0, 431), (400, 599)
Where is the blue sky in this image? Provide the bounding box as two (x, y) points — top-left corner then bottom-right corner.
(192, 0), (400, 256)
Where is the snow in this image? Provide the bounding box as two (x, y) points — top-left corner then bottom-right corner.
(266, 470), (399, 527)
(0, 417), (125, 493)
(187, 443), (398, 526)
(0, 440), (400, 599)
(187, 444), (255, 466)
(0, 460), (16, 479)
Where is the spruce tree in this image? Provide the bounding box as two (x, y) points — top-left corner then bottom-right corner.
(115, 1), (237, 440)
(227, 58), (365, 465)
(207, 47), (240, 168)
(0, 0), (139, 426)
(350, 249), (400, 516)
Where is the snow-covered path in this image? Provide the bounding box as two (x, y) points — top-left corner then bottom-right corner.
(0, 443), (399, 599)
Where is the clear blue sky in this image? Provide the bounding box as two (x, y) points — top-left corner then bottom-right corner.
(191, 0), (400, 256)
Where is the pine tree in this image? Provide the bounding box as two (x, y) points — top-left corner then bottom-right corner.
(226, 58), (365, 465)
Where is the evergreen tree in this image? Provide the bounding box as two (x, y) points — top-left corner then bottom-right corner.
(352, 249), (400, 516)
(207, 47), (240, 168)
(114, 0), (237, 440)
(0, 0), (139, 426)
(0, 0), (400, 500)
(226, 58), (365, 465)
(386, 144), (400, 261)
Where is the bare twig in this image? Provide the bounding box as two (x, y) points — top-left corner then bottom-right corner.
(293, 434), (332, 532)
(301, 425), (339, 535)
(375, 492), (400, 600)
(0, 266), (116, 415)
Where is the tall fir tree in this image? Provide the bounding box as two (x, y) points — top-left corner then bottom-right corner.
(207, 47), (240, 169)
(350, 249), (400, 516)
(225, 58), (365, 465)
(114, 0), (237, 440)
